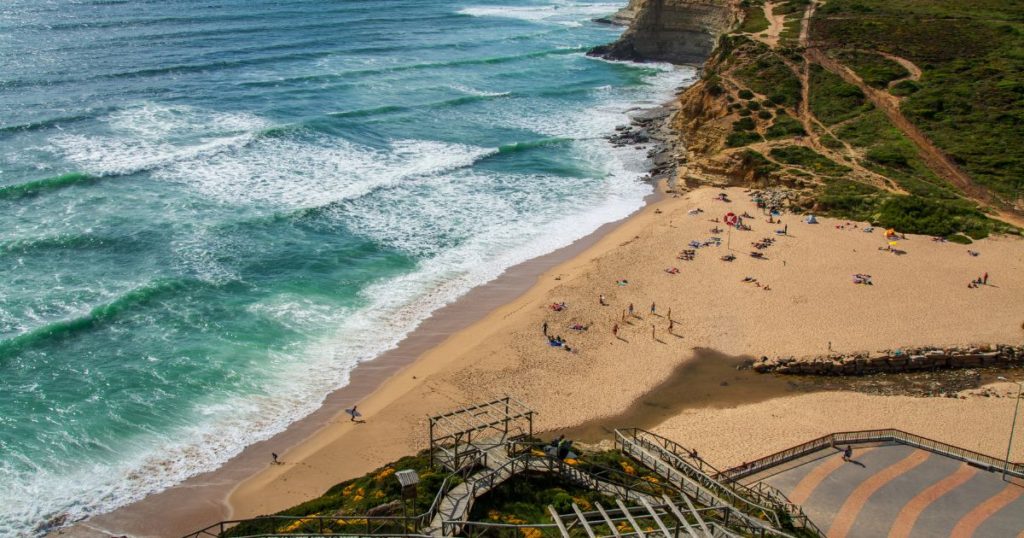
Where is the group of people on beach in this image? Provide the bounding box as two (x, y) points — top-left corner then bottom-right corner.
(968, 272), (989, 288)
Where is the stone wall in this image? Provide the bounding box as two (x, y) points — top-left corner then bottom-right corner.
(753, 345), (1024, 376)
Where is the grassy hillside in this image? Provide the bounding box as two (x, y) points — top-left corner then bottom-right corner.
(683, 0), (1022, 240)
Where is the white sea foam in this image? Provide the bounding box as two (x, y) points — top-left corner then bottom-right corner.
(46, 103), (268, 178)
(459, 2), (623, 27)
(156, 136), (497, 209)
(0, 44), (699, 538)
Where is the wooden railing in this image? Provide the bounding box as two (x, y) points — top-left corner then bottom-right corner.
(717, 428), (1024, 482)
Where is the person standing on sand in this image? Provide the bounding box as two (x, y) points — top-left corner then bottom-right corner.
(651, 324), (656, 339)
(599, 294), (606, 306)
(983, 272), (989, 285)
(543, 321), (548, 336)
(650, 302), (656, 315)
(628, 303), (634, 317)
(272, 452), (280, 465)
(613, 323), (619, 338)
(669, 318), (674, 333)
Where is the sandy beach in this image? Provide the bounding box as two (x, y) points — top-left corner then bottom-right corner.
(225, 185), (1024, 523)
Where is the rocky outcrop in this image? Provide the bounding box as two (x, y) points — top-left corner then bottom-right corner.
(594, 0), (645, 26)
(589, 0), (736, 64)
(753, 345), (1024, 376)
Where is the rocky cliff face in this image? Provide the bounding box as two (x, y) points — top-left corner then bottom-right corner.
(590, 0), (735, 64)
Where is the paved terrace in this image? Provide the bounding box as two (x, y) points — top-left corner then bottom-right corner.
(758, 445), (1023, 538)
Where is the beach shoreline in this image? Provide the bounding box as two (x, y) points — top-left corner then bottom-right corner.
(67, 110), (682, 537)
(221, 185), (1024, 524)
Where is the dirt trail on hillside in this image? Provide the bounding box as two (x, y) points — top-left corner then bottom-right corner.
(757, 1), (785, 48)
(807, 48), (1023, 226)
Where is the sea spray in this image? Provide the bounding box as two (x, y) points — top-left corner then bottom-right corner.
(0, 1), (696, 534)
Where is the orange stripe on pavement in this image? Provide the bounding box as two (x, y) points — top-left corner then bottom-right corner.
(787, 447), (875, 505)
(828, 450), (930, 538)
(888, 463), (977, 538)
(950, 483), (1024, 538)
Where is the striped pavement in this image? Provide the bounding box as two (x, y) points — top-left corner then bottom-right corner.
(759, 445), (1024, 537)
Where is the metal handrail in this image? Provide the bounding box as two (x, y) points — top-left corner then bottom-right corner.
(614, 432), (795, 538)
(620, 428), (822, 534)
(183, 451), (487, 538)
(718, 428), (1024, 482)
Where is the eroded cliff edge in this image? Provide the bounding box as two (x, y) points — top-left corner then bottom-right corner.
(589, 0), (736, 64)
(594, 0), (1020, 239)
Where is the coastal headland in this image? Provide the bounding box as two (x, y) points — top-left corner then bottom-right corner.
(66, 0), (1024, 535)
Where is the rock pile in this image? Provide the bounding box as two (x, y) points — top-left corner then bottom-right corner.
(753, 344), (1024, 376)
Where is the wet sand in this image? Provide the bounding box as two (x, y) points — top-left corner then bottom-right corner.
(66, 189), (662, 538)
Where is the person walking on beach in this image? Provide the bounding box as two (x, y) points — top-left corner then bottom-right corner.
(613, 323), (619, 338)
(983, 272), (988, 285)
(650, 302), (656, 315)
(348, 405), (360, 422)
(628, 303), (634, 317)
(272, 452), (280, 465)
(599, 294), (606, 306)
(668, 318), (674, 333)
(543, 321), (548, 336)
(842, 445), (853, 462)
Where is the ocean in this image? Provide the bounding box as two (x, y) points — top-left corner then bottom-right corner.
(0, 0), (694, 533)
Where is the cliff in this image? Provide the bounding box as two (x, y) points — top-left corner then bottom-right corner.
(589, 0), (736, 64)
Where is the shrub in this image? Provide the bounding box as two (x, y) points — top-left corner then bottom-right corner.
(765, 112), (806, 139)
(738, 89), (755, 100)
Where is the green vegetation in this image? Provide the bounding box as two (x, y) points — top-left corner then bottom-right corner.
(727, 130), (763, 147)
(223, 451), (446, 536)
(734, 43), (802, 107)
(741, 150), (781, 179)
(765, 111), (806, 139)
(836, 110), (954, 198)
(740, 6), (770, 34)
(469, 474), (621, 526)
(770, 145), (850, 176)
(834, 50), (910, 88)
(738, 89), (755, 100)
(812, 0), (1024, 201)
(758, 110), (774, 120)
(889, 80), (919, 97)
(808, 65), (872, 125)
(815, 179), (1007, 239)
(734, 117), (756, 131)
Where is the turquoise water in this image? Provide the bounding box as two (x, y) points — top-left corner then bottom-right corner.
(0, 0), (694, 533)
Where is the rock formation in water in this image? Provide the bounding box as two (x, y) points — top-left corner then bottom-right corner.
(589, 0), (736, 64)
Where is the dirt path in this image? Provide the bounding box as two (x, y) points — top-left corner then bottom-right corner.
(758, 1), (785, 49)
(879, 51), (922, 82)
(807, 48), (1023, 226)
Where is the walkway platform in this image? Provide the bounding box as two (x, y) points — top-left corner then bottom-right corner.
(757, 445), (1024, 538)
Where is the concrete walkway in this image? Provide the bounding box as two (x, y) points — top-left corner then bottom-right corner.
(760, 445), (1024, 537)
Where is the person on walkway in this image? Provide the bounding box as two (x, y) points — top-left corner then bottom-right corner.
(543, 321), (548, 336)
(842, 445), (853, 462)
